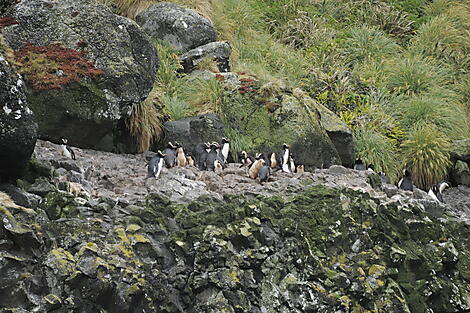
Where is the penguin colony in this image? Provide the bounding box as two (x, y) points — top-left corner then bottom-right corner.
(57, 137), (450, 203)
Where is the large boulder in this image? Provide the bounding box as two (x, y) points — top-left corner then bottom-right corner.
(180, 41), (231, 73)
(2, 0), (158, 152)
(161, 113), (225, 152)
(136, 2), (216, 52)
(293, 89), (355, 167)
(0, 52), (37, 181)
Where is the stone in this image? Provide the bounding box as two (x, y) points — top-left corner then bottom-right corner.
(180, 41), (231, 73)
(0, 52), (37, 180)
(160, 113), (225, 154)
(136, 2), (216, 52)
(2, 0), (158, 152)
(450, 160), (470, 187)
(451, 139), (470, 163)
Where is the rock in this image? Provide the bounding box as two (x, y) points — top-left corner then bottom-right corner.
(180, 41), (231, 73)
(0, 0), (15, 15)
(0, 52), (37, 181)
(161, 113), (225, 153)
(2, 0), (158, 152)
(450, 160), (470, 187)
(293, 88), (355, 167)
(136, 2), (216, 52)
(28, 178), (56, 197)
(451, 139), (470, 163)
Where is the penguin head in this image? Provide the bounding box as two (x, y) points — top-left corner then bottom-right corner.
(438, 181), (449, 193)
(167, 142), (176, 149)
(282, 143), (289, 150)
(174, 141), (182, 148)
(204, 142), (210, 149)
(404, 169), (412, 178)
(431, 184), (439, 194)
(210, 142), (219, 150)
(61, 138), (68, 144)
(367, 164), (375, 171)
(255, 153), (262, 160)
(354, 159), (363, 165)
(221, 137), (229, 144)
(240, 151), (248, 159)
(157, 150), (166, 157)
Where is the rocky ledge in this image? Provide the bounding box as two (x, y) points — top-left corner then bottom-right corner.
(0, 140), (469, 313)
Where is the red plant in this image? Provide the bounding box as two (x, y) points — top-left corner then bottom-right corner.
(0, 16), (18, 28)
(215, 73), (225, 81)
(14, 43), (103, 90)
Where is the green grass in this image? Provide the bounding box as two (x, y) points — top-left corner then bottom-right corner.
(163, 95), (194, 121)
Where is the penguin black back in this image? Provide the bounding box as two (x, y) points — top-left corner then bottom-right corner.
(258, 165), (270, 184)
(354, 159), (366, 171)
(163, 142), (177, 168)
(398, 169), (413, 191)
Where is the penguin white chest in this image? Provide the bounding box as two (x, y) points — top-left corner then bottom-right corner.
(282, 149), (290, 173)
(156, 158), (164, 178)
(221, 143), (229, 161)
(61, 144), (72, 159)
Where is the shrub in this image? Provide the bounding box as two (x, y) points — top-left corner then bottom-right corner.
(354, 128), (400, 181)
(126, 88), (165, 152)
(178, 76), (225, 114)
(154, 41), (185, 96)
(163, 95), (194, 121)
(14, 43), (103, 90)
(401, 124), (451, 190)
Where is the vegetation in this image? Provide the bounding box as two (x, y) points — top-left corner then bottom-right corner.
(98, 0), (470, 187)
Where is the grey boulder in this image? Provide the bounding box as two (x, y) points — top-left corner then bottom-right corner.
(136, 2), (216, 52)
(0, 53), (37, 180)
(180, 41), (231, 73)
(2, 0), (158, 152)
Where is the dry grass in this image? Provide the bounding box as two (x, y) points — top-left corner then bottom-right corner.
(126, 88), (164, 152)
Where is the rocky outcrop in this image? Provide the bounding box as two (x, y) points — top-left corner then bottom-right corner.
(0, 0), (15, 15)
(136, 2), (216, 52)
(161, 113), (225, 153)
(180, 41), (231, 73)
(0, 53), (37, 181)
(1, 139), (469, 312)
(450, 139), (470, 186)
(2, 0), (158, 152)
(293, 88), (355, 167)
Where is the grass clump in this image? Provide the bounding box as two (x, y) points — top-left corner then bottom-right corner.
(163, 95), (194, 121)
(126, 88), (165, 152)
(178, 76), (225, 114)
(401, 124), (451, 190)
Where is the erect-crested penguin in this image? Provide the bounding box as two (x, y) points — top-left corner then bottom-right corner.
(239, 151), (255, 168)
(278, 143), (291, 173)
(258, 164), (271, 184)
(176, 145), (187, 167)
(147, 150), (165, 179)
(163, 142), (177, 168)
(378, 172), (389, 184)
(289, 155), (296, 173)
(220, 137), (230, 163)
(186, 152), (195, 166)
(398, 169), (413, 191)
(60, 138), (76, 160)
(367, 164), (375, 172)
(206, 142), (221, 171)
(296, 164), (305, 173)
(249, 155), (265, 179)
(428, 181), (449, 203)
(193, 142), (209, 168)
(353, 159), (366, 171)
(269, 152), (277, 169)
(214, 159), (224, 173)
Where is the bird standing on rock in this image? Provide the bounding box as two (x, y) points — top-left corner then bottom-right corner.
(428, 181), (449, 202)
(147, 150), (165, 179)
(398, 169), (413, 191)
(163, 142), (177, 168)
(60, 138), (76, 160)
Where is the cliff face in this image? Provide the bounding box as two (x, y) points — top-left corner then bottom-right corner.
(1, 141), (469, 313)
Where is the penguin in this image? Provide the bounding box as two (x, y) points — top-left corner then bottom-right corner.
(296, 164), (305, 173)
(354, 159), (366, 171)
(278, 143), (290, 173)
(205, 142), (220, 171)
(248, 156), (265, 179)
(239, 151), (255, 168)
(398, 169), (413, 191)
(147, 150), (165, 178)
(269, 152), (277, 169)
(60, 138), (76, 160)
(214, 159), (224, 174)
(260, 153), (271, 168)
(220, 137), (230, 163)
(258, 165), (270, 184)
(428, 181), (449, 203)
(378, 172), (389, 184)
(176, 145), (187, 167)
(186, 152), (195, 167)
(289, 155), (296, 173)
(193, 142), (209, 168)
(367, 164), (375, 172)
(163, 142), (177, 168)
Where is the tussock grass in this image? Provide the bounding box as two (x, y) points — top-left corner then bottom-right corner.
(163, 95), (194, 121)
(154, 41), (185, 96)
(127, 88), (164, 152)
(401, 124), (451, 190)
(354, 129), (400, 182)
(340, 26), (400, 66)
(179, 77), (224, 114)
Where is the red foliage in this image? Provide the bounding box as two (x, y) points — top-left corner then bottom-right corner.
(0, 16), (18, 28)
(14, 43), (103, 90)
(215, 73), (225, 81)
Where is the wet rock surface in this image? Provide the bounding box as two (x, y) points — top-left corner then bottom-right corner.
(0, 52), (37, 181)
(0, 140), (469, 312)
(180, 41), (232, 73)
